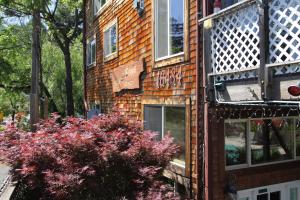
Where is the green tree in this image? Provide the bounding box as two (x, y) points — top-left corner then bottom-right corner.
(0, 0), (83, 116)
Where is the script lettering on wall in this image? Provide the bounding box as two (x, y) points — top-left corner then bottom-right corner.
(155, 66), (183, 88)
(111, 61), (144, 93)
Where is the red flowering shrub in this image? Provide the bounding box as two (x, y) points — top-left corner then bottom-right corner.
(0, 113), (180, 200)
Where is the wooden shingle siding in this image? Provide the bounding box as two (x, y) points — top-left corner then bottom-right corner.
(84, 0), (198, 196)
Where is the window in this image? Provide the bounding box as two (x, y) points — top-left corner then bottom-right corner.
(87, 37), (96, 67)
(154, 0), (184, 60)
(250, 119), (294, 165)
(207, 0), (240, 15)
(290, 188), (298, 200)
(237, 180), (300, 200)
(103, 21), (117, 60)
(225, 121), (247, 166)
(94, 0), (108, 15)
(144, 105), (186, 167)
(225, 117), (300, 169)
(296, 119), (300, 157)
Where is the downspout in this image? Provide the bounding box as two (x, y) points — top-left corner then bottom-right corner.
(195, 0), (200, 198)
(201, 0), (210, 199)
(197, 0), (209, 199)
(83, 0), (88, 119)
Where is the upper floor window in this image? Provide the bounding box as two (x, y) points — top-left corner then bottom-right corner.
(87, 37), (96, 67)
(94, 0), (109, 15)
(103, 20), (117, 61)
(225, 117), (300, 170)
(207, 0), (240, 14)
(154, 0), (184, 61)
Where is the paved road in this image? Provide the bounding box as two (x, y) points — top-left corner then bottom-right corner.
(0, 163), (10, 187)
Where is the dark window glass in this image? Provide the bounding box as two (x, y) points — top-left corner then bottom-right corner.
(257, 194), (268, 200)
(144, 106), (162, 140)
(225, 121), (247, 166)
(296, 119), (300, 157)
(250, 118), (294, 165)
(170, 0), (184, 54)
(270, 191), (281, 200)
(164, 107), (185, 165)
(111, 24), (117, 53)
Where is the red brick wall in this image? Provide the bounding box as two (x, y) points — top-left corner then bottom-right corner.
(84, 0), (198, 196)
(208, 110), (300, 200)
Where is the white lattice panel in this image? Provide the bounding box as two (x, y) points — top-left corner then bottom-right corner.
(211, 5), (260, 80)
(216, 70), (257, 82)
(269, 0), (300, 64)
(273, 64), (300, 75)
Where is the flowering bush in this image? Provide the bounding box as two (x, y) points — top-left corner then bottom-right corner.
(0, 113), (180, 200)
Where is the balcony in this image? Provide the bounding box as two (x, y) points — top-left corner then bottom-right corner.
(201, 0), (300, 102)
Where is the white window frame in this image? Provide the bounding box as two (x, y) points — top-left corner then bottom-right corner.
(144, 104), (186, 169)
(93, 0), (111, 16)
(103, 19), (118, 62)
(154, 0), (185, 61)
(86, 36), (96, 67)
(225, 117), (300, 171)
(237, 180), (300, 200)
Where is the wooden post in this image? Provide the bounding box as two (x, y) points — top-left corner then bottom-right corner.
(30, 9), (41, 131)
(258, 0), (270, 100)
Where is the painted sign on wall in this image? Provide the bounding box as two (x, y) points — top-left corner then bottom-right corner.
(111, 61), (144, 93)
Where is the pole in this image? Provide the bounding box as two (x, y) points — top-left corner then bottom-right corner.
(30, 9), (41, 131)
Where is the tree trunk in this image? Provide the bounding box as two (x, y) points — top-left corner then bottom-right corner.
(30, 9), (41, 131)
(63, 45), (74, 116)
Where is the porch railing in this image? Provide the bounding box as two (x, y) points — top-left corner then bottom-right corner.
(201, 0), (300, 82)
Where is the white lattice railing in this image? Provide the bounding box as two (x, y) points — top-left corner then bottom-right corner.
(269, 0), (300, 75)
(211, 3), (260, 81)
(209, 0), (300, 81)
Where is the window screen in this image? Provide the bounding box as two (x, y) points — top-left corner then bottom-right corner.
(144, 106), (162, 140)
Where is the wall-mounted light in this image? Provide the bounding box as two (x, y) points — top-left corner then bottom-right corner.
(288, 83), (300, 96)
(133, 0), (144, 17)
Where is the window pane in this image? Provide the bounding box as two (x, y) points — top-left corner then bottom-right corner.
(111, 25), (117, 53)
(144, 106), (162, 140)
(257, 194), (268, 200)
(91, 41), (96, 64)
(169, 0), (184, 55)
(270, 191), (281, 200)
(94, 0), (100, 14)
(250, 119), (294, 165)
(155, 0), (168, 59)
(290, 188), (298, 200)
(225, 122), (247, 166)
(104, 29), (110, 56)
(101, 0), (106, 7)
(164, 107), (185, 165)
(296, 119), (300, 157)
(87, 43), (91, 65)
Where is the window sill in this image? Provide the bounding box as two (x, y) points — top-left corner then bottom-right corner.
(154, 53), (186, 68)
(104, 52), (118, 63)
(93, 0), (112, 20)
(226, 159), (300, 171)
(86, 63), (96, 69)
(163, 163), (190, 187)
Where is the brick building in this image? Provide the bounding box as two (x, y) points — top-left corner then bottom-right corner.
(84, 0), (300, 199)
(201, 0), (300, 200)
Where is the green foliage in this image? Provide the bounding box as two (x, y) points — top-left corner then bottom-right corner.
(42, 36), (84, 116)
(0, 21), (31, 118)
